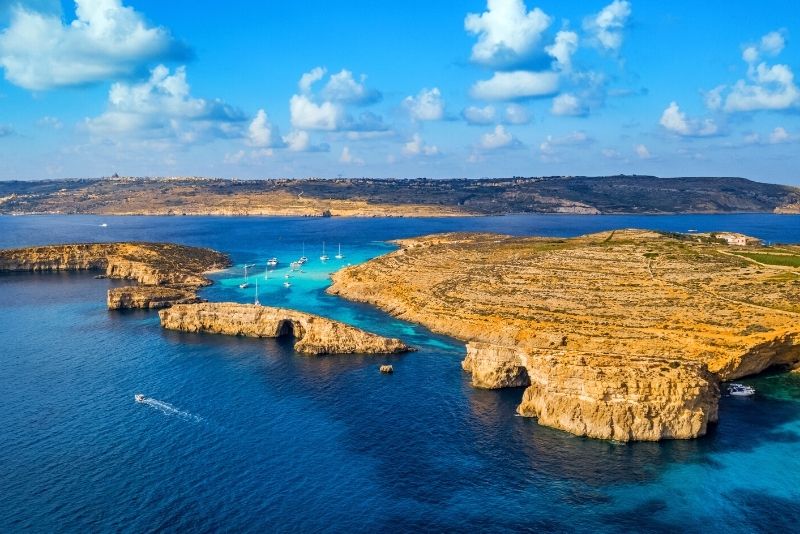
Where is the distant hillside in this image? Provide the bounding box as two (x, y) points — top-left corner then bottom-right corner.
(0, 175), (798, 216)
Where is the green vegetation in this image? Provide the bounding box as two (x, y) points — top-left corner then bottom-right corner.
(732, 252), (800, 268)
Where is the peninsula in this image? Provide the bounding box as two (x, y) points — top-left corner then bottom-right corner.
(0, 242), (230, 309)
(1, 175), (799, 216)
(329, 230), (800, 441)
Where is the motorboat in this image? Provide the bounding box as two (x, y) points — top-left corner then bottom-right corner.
(290, 261), (301, 270)
(283, 281), (291, 288)
(727, 383), (755, 397)
(267, 257), (278, 267)
(135, 393), (146, 403)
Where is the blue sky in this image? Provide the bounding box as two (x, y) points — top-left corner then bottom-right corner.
(0, 0), (799, 183)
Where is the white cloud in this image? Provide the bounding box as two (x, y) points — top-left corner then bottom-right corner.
(634, 143), (651, 159)
(0, 0), (186, 90)
(769, 126), (790, 144)
(659, 101), (718, 137)
(402, 133), (440, 156)
(539, 130), (591, 154)
(247, 109), (283, 147)
(471, 70), (559, 100)
(283, 130), (309, 151)
(545, 30), (579, 71)
(321, 69), (381, 105)
(462, 105), (496, 125)
(704, 85), (726, 111)
(724, 62), (800, 112)
(403, 87), (445, 121)
(339, 146), (363, 165)
(742, 30), (786, 64)
(479, 124), (519, 149)
(584, 0), (631, 53)
(37, 115), (63, 129)
(464, 0), (552, 67)
(551, 93), (587, 116)
(503, 103), (530, 124)
(289, 94), (345, 131)
(299, 66), (326, 93)
(601, 148), (621, 159)
(84, 65), (244, 142)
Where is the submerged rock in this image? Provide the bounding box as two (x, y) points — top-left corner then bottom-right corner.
(159, 302), (412, 356)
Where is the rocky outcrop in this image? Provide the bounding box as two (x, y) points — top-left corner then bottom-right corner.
(159, 302), (412, 355)
(0, 242), (229, 309)
(462, 342), (530, 389)
(330, 230), (800, 441)
(516, 352), (719, 441)
(107, 286), (202, 310)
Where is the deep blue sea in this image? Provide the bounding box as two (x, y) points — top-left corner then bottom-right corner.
(2, 214), (800, 533)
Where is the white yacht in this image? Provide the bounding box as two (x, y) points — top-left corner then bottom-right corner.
(239, 264), (252, 289)
(298, 243), (308, 264)
(335, 243), (344, 260)
(267, 257), (278, 267)
(727, 383), (755, 397)
(254, 278), (261, 306)
(320, 241), (329, 261)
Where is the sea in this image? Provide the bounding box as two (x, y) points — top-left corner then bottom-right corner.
(1, 213), (799, 533)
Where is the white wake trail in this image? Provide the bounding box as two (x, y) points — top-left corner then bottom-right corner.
(139, 397), (203, 423)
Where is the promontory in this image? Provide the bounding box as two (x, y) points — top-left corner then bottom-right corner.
(328, 230), (800, 441)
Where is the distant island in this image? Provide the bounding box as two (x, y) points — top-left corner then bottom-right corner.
(1, 175), (799, 216)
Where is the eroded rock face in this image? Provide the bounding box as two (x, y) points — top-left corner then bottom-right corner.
(159, 303), (412, 355)
(0, 242), (229, 309)
(107, 286), (202, 310)
(462, 342), (530, 389)
(516, 352), (719, 441)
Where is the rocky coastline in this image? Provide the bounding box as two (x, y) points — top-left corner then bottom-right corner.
(159, 302), (412, 355)
(329, 230), (800, 441)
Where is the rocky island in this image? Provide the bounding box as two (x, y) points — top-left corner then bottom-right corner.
(159, 302), (411, 355)
(329, 230), (800, 441)
(0, 242), (230, 309)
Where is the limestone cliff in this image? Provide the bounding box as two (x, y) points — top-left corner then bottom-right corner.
(159, 302), (412, 355)
(330, 230), (800, 440)
(0, 242), (229, 309)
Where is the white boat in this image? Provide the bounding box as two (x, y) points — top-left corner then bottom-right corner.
(283, 281), (291, 288)
(320, 241), (329, 261)
(267, 257), (278, 267)
(298, 243), (308, 264)
(335, 243), (344, 260)
(290, 261), (301, 270)
(239, 264), (251, 289)
(100, 223), (108, 228)
(254, 278), (261, 306)
(134, 393), (146, 403)
(727, 383), (755, 397)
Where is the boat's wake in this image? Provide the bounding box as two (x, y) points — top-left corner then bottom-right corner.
(138, 397), (203, 423)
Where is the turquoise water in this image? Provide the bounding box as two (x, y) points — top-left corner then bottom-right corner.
(1, 214), (799, 532)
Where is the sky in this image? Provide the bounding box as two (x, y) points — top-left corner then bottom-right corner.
(0, 0), (799, 183)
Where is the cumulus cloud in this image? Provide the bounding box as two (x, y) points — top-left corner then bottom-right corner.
(634, 143), (651, 159)
(289, 94), (345, 131)
(583, 0), (631, 53)
(742, 30), (786, 63)
(551, 93), (587, 116)
(321, 69), (381, 105)
(539, 130), (591, 153)
(84, 65), (245, 142)
(462, 105), (496, 125)
(769, 126), (790, 143)
(464, 0), (552, 67)
(503, 103), (530, 124)
(724, 62), (800, 112)
(403, 87), (445, 121)
(37, 116), (63, 129)
(339, 146), (363, 165)
(479, 124), (520, 150)
(659, 101), (718, 137)
(471, 70), (558, 100)
(545, 30), (579, 71)
(299, 66), (326, 93)
(0, 0), (188, 90)
(402, 133), (440, 156)
(247, 109), (283, 147)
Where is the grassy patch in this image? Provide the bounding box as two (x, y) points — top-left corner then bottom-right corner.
(732, 252), (800, 268)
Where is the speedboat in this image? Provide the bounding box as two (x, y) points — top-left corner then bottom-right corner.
(135, 393), (146, 403)
(283, 281), (291, 288)
(727, 383), (755, 397)
(239, 282), (251, 289)
(290, 261), (301, 270)
(267, 257), (278, 267)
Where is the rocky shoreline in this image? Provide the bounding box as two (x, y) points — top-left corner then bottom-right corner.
(159, 303), (411, 355)
(329, 230), (800, 441)
(0, 242), (230, 309)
